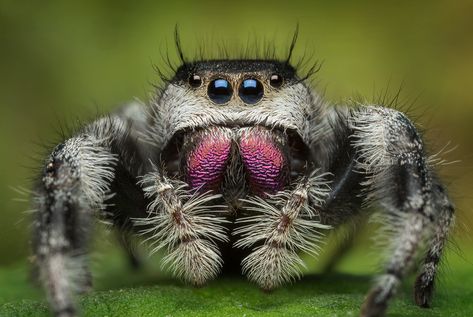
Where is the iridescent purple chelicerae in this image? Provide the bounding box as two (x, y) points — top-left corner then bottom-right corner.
(186, 129), (232, 192)
(239, 128), (288, 195)
(185, 127), (288, 196)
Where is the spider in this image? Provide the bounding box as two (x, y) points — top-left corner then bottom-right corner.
(31, 38), (454, 317)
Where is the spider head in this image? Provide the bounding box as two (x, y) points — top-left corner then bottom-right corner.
(154, 60), (320, 143)
(153, 60), (321, 191)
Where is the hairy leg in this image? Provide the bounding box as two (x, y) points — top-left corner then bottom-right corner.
(347, 106), (454, 317)
(134, 172), (229, 286)
(32, 117), (130, 317)
(414, 181), (455, 307)
(310, 107), (367, 273)
(234, 171), (332, 290)
(361, 212), (430, 317)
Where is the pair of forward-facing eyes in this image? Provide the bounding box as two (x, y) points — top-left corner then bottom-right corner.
(187, 73), (283, 105)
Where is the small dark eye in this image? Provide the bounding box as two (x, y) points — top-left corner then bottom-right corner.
(189, 74), (202, 88)
(208, 78), (233, 104)
(269, 74), (283, 88)
(239, 78), (264, 104)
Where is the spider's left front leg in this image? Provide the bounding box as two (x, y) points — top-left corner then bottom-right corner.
(234, 172), (332, 290)
(349, 106), (454, 317)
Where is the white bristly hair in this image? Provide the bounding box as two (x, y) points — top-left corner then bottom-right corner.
(234, 171), (332, 290)
(134, 172), (229, 285)
(33, 130), (118, 313)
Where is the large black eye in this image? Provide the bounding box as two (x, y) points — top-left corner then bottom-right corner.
(239, 78), (264, 104)
(208, 78), (232, 104)
(189, 74), (202, 88)
(269, 74), (283, 88)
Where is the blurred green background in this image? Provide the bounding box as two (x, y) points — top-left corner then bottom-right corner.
(0, 0), (472, 271)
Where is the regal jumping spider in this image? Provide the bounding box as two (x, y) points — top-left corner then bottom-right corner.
(32, 38), (454, 317)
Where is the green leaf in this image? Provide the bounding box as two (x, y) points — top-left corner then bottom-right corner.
(1, 247), (472, 317)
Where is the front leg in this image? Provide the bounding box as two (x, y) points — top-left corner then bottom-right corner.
(32, 117), (129, 317)
(234, 171), (332, 290)
(348, 106), (454, 317)
(413, 180), (454, 307)
(134, 171), (229, 286)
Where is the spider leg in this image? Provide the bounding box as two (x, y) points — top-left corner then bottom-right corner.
(348, 106), (454, 317)
(308, 107), (368, 273)
(233, 172), (332, 290)
(134, 171), (229, 286)
(414, 180), (454, 307)
(32, 117), (132, 317)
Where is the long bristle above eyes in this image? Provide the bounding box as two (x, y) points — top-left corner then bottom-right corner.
(152, 27), (321, 89)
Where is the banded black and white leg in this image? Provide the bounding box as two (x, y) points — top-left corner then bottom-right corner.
(347, 106), (454, 317)
(134, 171), (229, 286)
(234, 171), (332, 290)
(414, 180), (454, 307)
(32, 117), (133, 317)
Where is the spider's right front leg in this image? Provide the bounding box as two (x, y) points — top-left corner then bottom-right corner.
(135, 171), (229, 286)
(32, 118), (127, 317)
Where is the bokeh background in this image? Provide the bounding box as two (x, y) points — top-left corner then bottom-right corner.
(0, 0), (472, 269)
